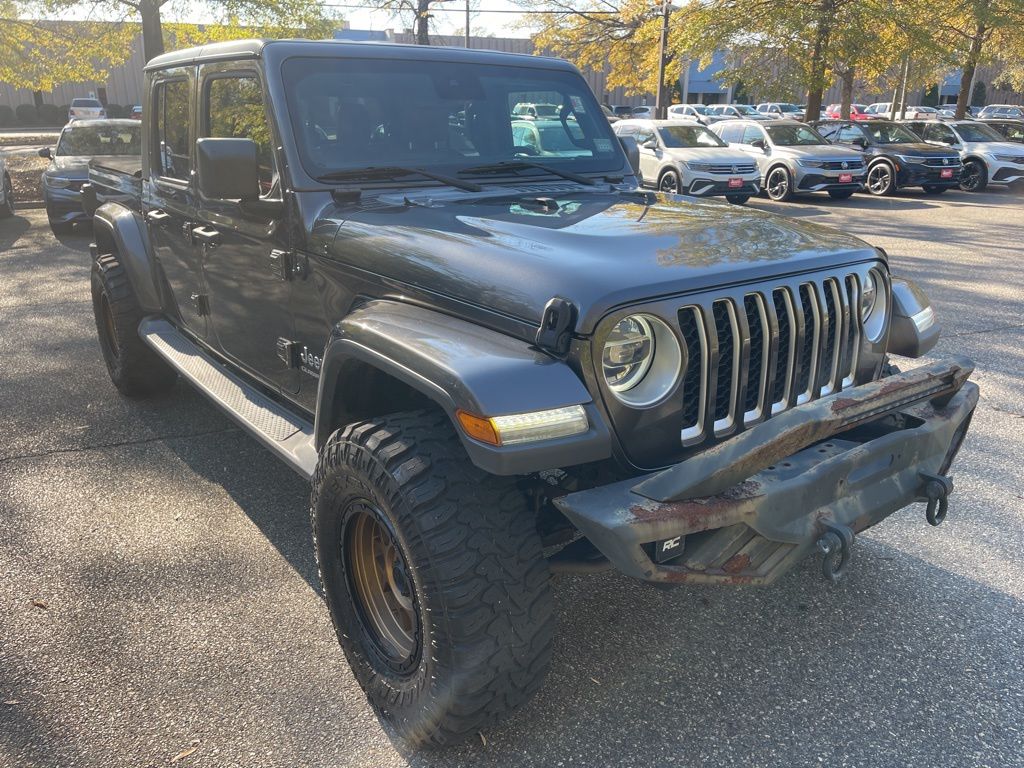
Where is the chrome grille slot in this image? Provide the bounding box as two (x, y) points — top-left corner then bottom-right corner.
(711, 300), (740, 434)
(742, 294), (769, 423)
(841, 275), (861, 386)
(678, 307), (707, 444)
(672, 273), (865, 448)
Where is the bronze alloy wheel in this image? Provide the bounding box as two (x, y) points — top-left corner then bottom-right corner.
(343, 501), (420, 670)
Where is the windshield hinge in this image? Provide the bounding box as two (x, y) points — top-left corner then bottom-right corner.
(535, 297), (578, 357)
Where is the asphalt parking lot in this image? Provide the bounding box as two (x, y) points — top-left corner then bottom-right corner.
(2, 189), (1023, 768)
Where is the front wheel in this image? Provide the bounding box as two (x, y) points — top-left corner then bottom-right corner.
(828, 189), (855, 200)
(312, 410), (554, 747)
(658, 168), (682, 194)
(91, 252), (177, 396)
(726, 194), (750, 205)
(959, 159), (988, 192)
(0, 173), (13, 218)
(866, 161), (896, 196)
(765, 166), (794, 201)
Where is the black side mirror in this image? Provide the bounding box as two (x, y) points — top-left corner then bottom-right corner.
(38, 146), (52, 159)
(853, 137), (868, 149)
(751, 138), (766, 150)
(641, 138), (658, 149)
(196, 137), (259, 200)
(618, 135), (640, 175)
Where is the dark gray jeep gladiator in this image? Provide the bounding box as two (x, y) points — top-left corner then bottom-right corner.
(88, 38), (978, 747)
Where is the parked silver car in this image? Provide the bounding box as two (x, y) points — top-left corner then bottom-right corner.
(613, 118), (761, 203)
(712, 119), (866, 201)
(0, 153), (13, 218)
(666, 104), (723, 124)
(39, 119), (140, 233)
(757, 102), (805, 120)
(708, 104), (773, 121)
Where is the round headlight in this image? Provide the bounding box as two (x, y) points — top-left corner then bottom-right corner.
(602, 314), (682, 407)
(603, 316), (654, 392)
(860, 270), (877, 320)
(861, 268), (888, 342)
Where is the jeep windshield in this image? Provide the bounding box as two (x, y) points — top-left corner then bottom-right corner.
(282, 57), (623, 183)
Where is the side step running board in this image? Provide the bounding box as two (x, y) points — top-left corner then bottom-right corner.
(139, 318), (318, 480)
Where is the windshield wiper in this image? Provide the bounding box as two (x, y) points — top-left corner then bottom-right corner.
(457, 160), (597, 186)
(316, 166), (482, 192)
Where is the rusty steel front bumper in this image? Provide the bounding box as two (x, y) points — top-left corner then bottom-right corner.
(554, 357), (979, 585)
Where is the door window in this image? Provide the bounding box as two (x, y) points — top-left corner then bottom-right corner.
(924, 123), (957, 145)
(155, 79), (191, 181)
(205, 75), (276, 196)
(837, 125), (864, 143)
(740, 125), (765, 145)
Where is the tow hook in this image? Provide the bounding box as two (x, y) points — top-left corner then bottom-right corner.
(816, 523), (854, 583)
(919, 472), (953, 526)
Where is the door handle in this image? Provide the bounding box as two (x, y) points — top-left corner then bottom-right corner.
(146, 209), (170, 225)
(191, 226), (220, 247)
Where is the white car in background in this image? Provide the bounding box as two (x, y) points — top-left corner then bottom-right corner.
(901, 118), (1024, 192)
(667, 104), (723, 124)
(613, 118), (761, 203)
(68, 98), (106, 122)
(0, 153), (14, 218)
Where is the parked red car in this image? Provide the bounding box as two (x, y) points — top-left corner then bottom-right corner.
(825, 103), (872, 120)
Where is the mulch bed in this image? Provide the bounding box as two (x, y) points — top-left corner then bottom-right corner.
(0, 133), (59, 147)
(5, 154), (48, 205)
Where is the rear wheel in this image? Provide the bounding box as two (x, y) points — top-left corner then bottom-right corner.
(658, 169), (682, 194)
(0, 173), (13, 218)
(726, 194), (750, 204)
(765, 166), (794, 201)
(866, 161), (896, 196)
(828, 189), (855, 200)
(959, 159), (988, 192)
(312, 410), (554, 747)
(91, 251), (177, 397)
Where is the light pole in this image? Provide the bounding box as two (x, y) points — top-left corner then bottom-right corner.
(655, 0), (674, 119)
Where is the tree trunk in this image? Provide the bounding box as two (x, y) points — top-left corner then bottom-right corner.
(140, 0), (164, 64)
(839, 66), (855, 119)
(803, 0), (834, 123)
(415, 0), (431, 45)
(955, 24), (986, 119)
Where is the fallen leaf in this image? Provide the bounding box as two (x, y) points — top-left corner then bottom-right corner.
(3, 700), (19, 706)
(170, 746), (198, 763)
(478, 732), (487, 747)
(589, 677), (601, 685)
(31, 598), (48, 610)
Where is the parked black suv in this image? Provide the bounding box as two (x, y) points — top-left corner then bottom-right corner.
(87, 39), (977, 748)
(814, 119), (962, 195)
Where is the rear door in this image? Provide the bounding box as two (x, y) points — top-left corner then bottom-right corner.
(194, 63), (298, 393)
(144, 69), (208, 338)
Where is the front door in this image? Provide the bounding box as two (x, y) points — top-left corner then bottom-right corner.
(194, 65), (298, 393)
(144, 69), (207, 338)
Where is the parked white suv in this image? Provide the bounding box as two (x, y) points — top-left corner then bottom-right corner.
(901, 118), (1024, 192)
(68, 98), (106, 122)
(614, 118), (761, 203)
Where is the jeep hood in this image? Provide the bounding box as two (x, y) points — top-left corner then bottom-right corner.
(325, 188), (879, 335)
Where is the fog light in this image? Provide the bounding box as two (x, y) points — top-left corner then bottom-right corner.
(457, 405), (589, 446)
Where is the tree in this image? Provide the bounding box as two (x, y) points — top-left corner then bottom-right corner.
(367, 0), (467, 45)
(931, 0), (1024, 117)
(22, 0), (336, 66)
(0, 2), (135, 90)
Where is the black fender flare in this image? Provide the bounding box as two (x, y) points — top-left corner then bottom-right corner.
(91, 203), (162, 314)
(315, 300), (613, 475)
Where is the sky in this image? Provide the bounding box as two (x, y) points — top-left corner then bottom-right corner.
(335, 0), (539, 39)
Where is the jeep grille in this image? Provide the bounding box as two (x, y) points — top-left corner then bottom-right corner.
(678, 274), (862, 446)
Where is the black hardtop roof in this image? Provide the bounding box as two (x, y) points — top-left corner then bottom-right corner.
(145, 38), (572, 72)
